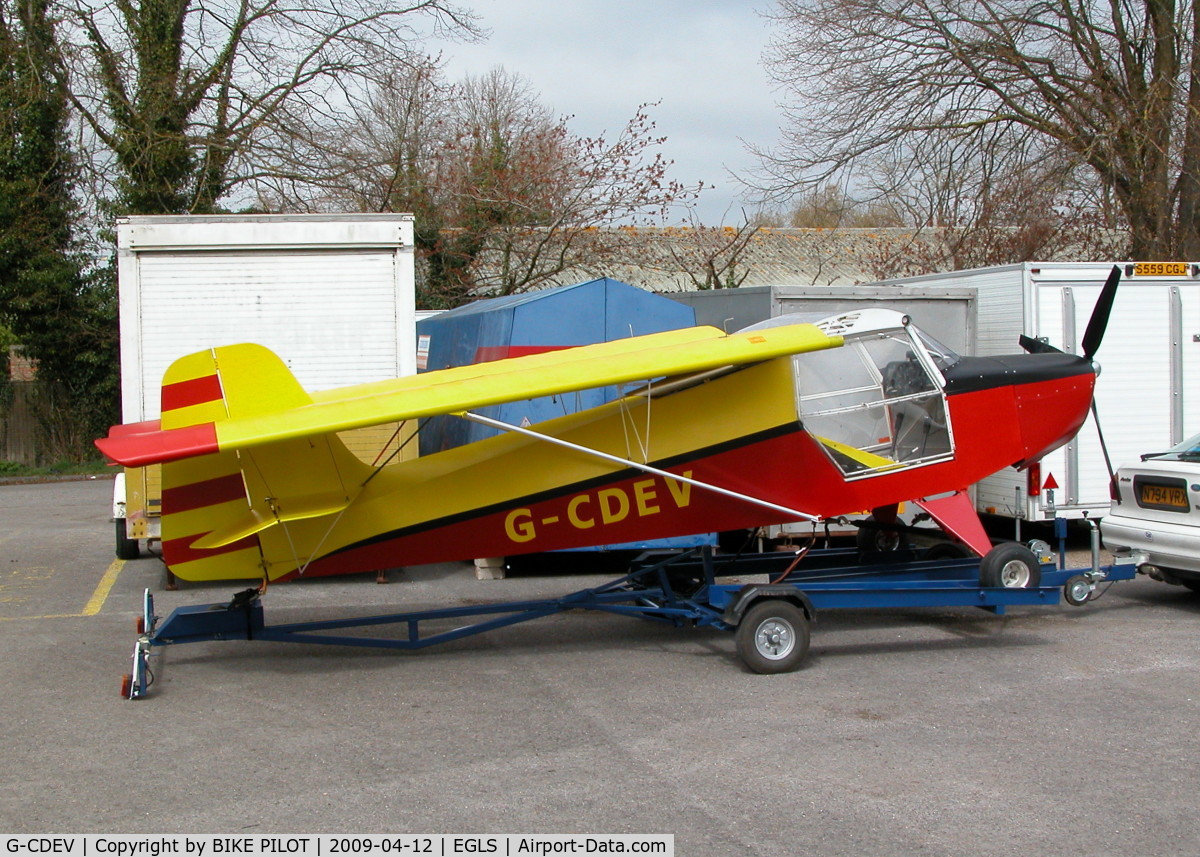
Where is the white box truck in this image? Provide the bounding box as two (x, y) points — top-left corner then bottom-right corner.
(867, 261), (1200, 522)
(112, 213), (416, 558)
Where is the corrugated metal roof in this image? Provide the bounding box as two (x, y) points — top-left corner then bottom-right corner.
(453, 224), (1129, 300)
(617, 226), (945, 290)
(432, 277), (621, 317)
(464, 227), (964, 294)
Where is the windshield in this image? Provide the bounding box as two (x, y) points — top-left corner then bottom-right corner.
(913, 327), (962, 372)
(1153, 432), (1200, 461)
(794, 324), (953, 477)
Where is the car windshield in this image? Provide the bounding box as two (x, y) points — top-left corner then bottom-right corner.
(1150, 432), (1200, 461)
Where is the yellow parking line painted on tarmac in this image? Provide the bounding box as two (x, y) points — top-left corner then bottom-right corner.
(83, 558), (125, 616)
(0, 559), (124, 622)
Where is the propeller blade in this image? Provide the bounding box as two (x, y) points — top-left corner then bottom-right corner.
(1019, 334), (1063, 354)
(1081, 265), (1122, 360)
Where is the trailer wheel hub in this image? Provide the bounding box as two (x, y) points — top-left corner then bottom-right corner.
(999, 559), (1032, 588)
(754, 619), (796, 660)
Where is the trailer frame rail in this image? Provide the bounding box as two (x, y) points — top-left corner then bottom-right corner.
(122, 543), (1139, 699)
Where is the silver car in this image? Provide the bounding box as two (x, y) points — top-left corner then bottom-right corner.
(1102, 432), (1200, 592)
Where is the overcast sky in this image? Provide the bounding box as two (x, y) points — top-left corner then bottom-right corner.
(429, 1), (782, 226)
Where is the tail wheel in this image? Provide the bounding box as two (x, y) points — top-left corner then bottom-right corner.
(979, 543), (1041, 589)
(735, 600), (811, 674)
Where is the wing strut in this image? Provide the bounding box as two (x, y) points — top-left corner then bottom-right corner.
(456, 410), (821, 523)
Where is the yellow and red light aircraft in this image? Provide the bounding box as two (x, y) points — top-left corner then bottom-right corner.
(96, 273), (1117, 585)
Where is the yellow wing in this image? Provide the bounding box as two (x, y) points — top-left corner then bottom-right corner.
(97, 322), (843, 467)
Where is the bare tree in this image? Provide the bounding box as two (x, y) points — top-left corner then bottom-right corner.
(267, 64), (700, 306)
(56, 0), (480, 215)
(755, 0), (1200, 259)
(1, 0), (120, 461)
(781, 183), (906, 228)
(662, 218), (762, 289)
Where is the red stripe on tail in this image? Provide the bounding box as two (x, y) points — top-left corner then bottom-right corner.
(162, 473), (246, 514)
(162, 374), (223, 412)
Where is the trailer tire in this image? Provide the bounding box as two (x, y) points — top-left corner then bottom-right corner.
(736, 600), (810, 674)
(979, 543), (1040, 589)
(856, 516), (900, 553)
(923, 542), (972, 561)
(115, 519), (140, 560)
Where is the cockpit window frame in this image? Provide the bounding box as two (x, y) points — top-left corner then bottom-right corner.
(794, 320), (956, 480)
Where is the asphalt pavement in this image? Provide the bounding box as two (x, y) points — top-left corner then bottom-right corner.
(1, 478), (1198, 855)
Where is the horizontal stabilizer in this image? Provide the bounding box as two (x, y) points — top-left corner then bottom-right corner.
(191, 491), (353, 549)
(98, 421), (220, 467)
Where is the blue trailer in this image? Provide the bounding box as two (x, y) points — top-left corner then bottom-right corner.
(121, 528), (1138, 698)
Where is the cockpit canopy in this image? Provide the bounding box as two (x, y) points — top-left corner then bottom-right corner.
(745, 310), (958, 478)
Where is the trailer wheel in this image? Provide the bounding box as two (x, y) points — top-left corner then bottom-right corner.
(923, 542), (972, 561)
(979, 543), (1041, 589)
(736, 600), (810, 674)
(115, 519), (140, 560)
(856, 516), (900, 553)
(1064, 574), (1093, 606)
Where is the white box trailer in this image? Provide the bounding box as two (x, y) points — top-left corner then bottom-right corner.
(113, 213), (416, 558)
(866, 261), (1200, 522)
